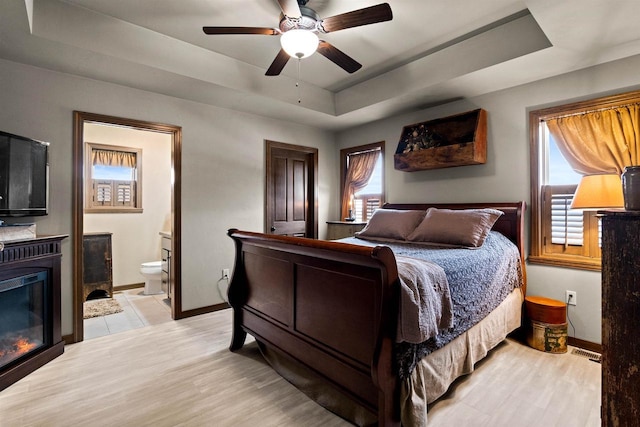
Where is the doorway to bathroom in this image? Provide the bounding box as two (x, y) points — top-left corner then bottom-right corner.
(72, 112), (182, 343)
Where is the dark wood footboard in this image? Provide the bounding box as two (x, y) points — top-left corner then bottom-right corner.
(227, 230), (402, 425)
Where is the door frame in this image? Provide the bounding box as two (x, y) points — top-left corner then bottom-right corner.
(71, 111), (183, 343)
(265, 140), (318, 238)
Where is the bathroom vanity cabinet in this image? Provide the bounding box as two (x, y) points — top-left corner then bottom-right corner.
(82, 232), (113, 301)
(161, 233), (171, 300)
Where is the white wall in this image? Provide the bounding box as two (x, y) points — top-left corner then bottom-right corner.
(336, 54), (640, 345)
(0, 58), (338, 335)
(83, 123), (171, 287)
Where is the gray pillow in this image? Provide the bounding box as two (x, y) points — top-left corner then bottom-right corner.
(407, 208), (503, 247)
(356, 209), (427, 240)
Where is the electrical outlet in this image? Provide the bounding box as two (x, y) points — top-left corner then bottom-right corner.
(566, 290), (577, 306)
(222, 268), (230, 279)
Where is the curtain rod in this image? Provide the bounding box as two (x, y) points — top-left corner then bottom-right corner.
(542, 101), (640, 121)
(348, 147), (381, 156)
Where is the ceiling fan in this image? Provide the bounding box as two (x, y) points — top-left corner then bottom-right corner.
(203, 0), (393, 76)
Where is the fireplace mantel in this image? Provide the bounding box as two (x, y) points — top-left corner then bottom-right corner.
(0, 234), (67, 391)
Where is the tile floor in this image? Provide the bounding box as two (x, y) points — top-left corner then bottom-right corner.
(83, 287), (172, 340)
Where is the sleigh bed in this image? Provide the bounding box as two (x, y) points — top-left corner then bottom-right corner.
(227, 202), (526, 426)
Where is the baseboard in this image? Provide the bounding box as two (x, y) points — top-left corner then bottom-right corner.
(113, 282), (145, 292)
(177, 302), (230, 319)
(568, 337), (602, 353)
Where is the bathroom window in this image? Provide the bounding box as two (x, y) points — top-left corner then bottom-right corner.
(85, 143), (143, 213)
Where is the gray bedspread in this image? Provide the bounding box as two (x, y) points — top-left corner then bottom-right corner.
(340, 231), (523, 379)
(395, 256), (454, 344)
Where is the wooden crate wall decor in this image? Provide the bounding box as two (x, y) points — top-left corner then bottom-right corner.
(394, 108), (487, 171)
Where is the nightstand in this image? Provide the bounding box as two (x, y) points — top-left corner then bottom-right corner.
(326, 221), (367, 240)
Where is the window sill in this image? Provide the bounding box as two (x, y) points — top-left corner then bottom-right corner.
(527, 255), (601, 272)
(85, 208), (143, 214)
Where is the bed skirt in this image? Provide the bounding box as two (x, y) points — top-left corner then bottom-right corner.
(401, 287), (524, 426)
(257, 287), (524, 426)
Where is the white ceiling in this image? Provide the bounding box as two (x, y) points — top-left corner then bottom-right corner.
(2, 0), (640, 130)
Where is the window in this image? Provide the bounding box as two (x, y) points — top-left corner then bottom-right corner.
(85, 143), (142, 213)
(529, 90), (640, 270)
(340, 142), (384, 222)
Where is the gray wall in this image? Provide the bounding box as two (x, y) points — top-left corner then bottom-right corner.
(336, 53), (640, 345)
(0, 58), (338, 334)
(4, 48), (640, 344)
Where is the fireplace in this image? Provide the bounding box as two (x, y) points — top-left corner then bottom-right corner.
(0, 235), (66, 391)
(0, 271), (50, 370)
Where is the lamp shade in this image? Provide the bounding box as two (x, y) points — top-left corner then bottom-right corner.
(570, 174), (624, 209)
(280, 29), (319, 59)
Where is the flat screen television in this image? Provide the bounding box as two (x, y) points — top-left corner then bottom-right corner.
(0, 130), (49, 217)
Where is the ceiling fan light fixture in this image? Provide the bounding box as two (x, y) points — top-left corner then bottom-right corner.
(280, 29), (319, 59)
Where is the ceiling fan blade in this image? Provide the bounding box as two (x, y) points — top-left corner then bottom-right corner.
(276, 0), (302, 19)
(320, 3), (392, 33)
(317, 41), (362, 73)
(203, 26), (279, 35)
(265, 49), (291, 76)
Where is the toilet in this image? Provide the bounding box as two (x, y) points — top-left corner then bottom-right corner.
(140, 261), (164, 295)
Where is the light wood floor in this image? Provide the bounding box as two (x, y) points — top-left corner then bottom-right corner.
(0, 309), (601, 426)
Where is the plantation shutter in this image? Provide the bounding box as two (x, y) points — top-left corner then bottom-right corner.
(550, 191), (584, 246)
(94, 181), (112, 204)
(543, 184), (584, 255)
(354, 199), (363, 221)
(353, 197), (381, 221)
(365, 198), (381, 220)
(543, 184), (601, 260)
(115, 181), (134, 206)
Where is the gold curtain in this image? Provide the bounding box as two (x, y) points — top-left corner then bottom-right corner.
(546, 105), (640, 174)
(92, 149), (137, 168)
(341, 149), (380, 220)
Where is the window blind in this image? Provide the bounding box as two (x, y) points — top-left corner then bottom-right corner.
(365, 198), (381, 220)
(353, 196), (381, 222)
(550, 192), (584, 246)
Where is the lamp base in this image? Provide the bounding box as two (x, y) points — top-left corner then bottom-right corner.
(345, 209), (355, 222)
(623, 166), (640, 210)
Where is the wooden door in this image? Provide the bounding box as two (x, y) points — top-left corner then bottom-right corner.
(266, 141), (318, 238)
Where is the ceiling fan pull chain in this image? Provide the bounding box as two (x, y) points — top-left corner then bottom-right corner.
(297, 58), (301, 104)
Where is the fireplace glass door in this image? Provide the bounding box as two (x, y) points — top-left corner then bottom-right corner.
(0, 271), (50, 370)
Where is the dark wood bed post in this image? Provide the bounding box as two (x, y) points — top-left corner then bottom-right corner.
(370, 246), (402, 426)
(227, 228), (247, 351)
